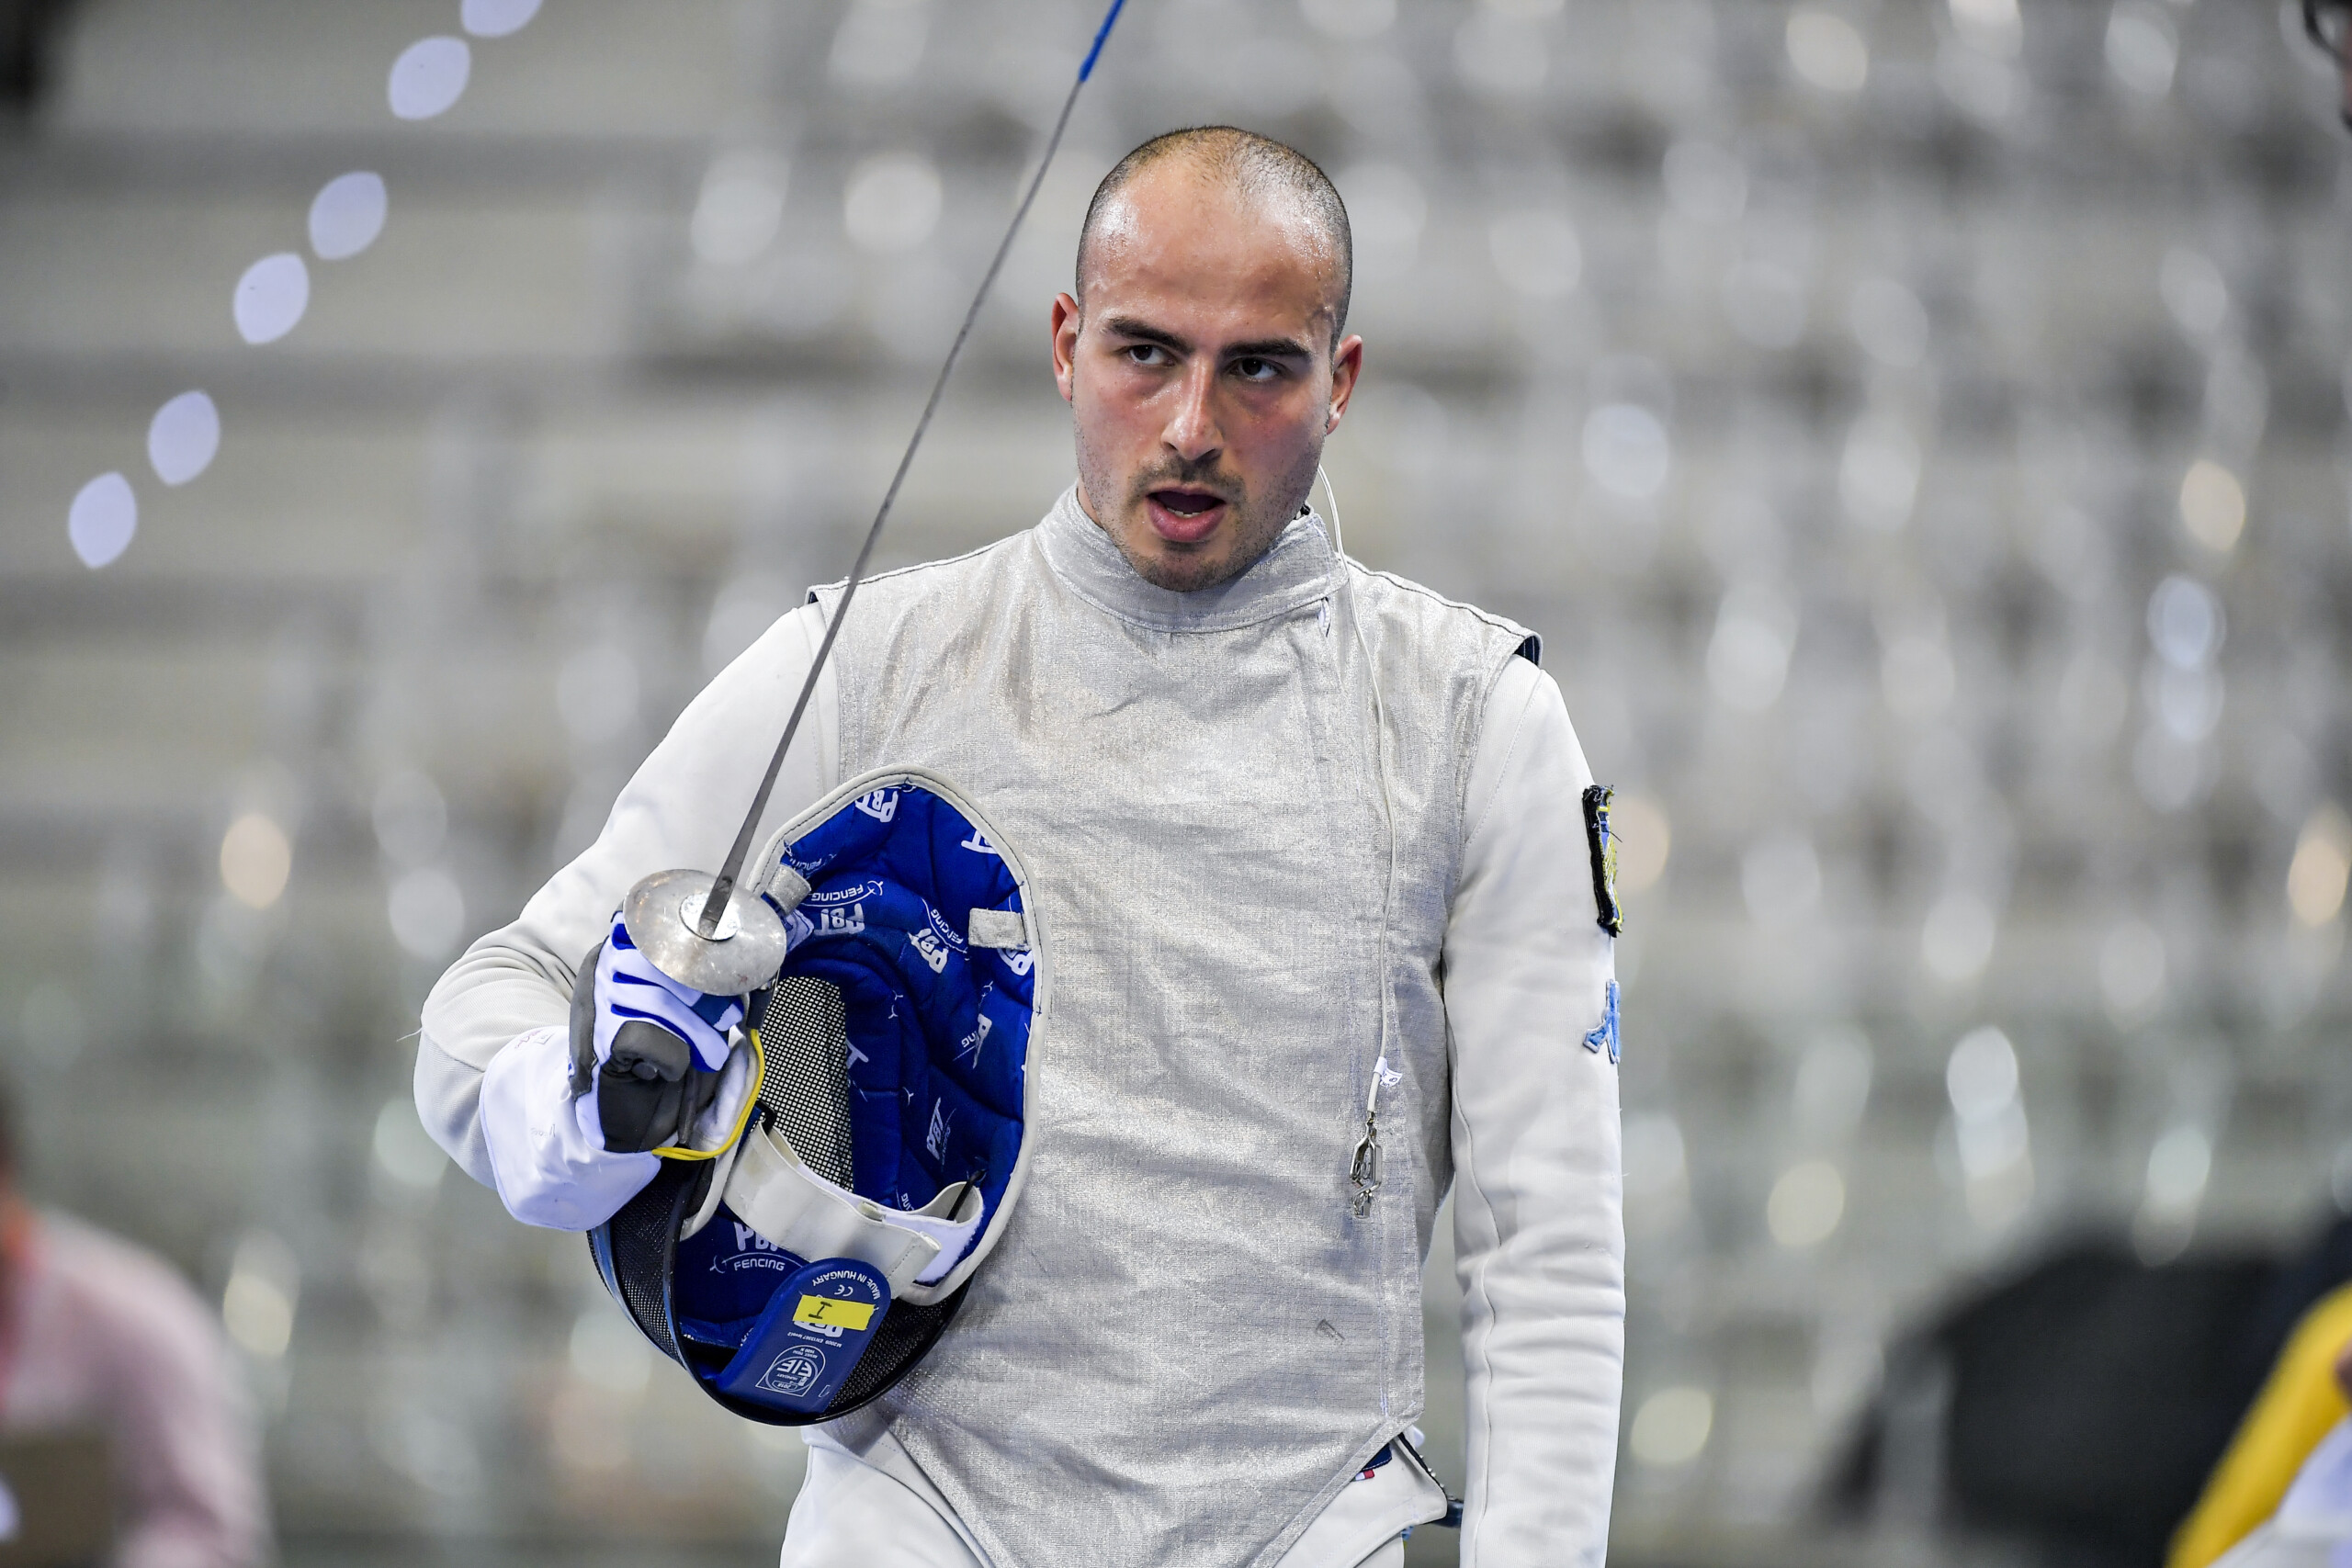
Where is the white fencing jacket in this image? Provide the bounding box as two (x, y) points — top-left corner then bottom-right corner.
(418, 497), (1623, 1567)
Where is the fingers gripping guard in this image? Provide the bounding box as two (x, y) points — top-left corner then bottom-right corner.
(568, 940), (719, 1155)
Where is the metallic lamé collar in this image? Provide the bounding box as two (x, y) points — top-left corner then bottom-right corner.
(1036, 484), (1339, 634)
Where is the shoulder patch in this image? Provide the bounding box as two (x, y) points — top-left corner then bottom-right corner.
(1582, 784), (1623, 937)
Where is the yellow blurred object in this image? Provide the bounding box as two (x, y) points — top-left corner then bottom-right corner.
(2168, 1281), (2352, 1568)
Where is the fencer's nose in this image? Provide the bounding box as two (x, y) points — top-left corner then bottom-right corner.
(1161, 357), (1223, 466)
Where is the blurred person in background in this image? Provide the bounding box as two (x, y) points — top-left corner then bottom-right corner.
(0, 1077), (266, 1568)
(422, 127), (1623, 1568)
(2160, 17), (2352, 1562)
(2171, 1283), (2352, 1568)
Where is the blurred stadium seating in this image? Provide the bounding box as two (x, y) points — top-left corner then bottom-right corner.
(1, 1), (2348, 1562)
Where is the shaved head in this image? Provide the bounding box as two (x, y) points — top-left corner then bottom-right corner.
(1077, 127), (1352, 348)
(1050, 127), (1365, 593)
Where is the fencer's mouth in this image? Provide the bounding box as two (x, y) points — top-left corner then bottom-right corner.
(1144, 488), (1230, 544)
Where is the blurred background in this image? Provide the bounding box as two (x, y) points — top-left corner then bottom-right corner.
(1, 0), (2349, 1563)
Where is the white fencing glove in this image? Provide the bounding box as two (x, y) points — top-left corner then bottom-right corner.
(478, 911), (756, 1230)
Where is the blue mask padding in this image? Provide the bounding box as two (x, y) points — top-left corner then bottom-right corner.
(763, 783), (1031, 1263)
(673, 1202), (808, 1348)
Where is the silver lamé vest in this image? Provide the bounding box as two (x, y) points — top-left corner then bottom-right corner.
(815, 490), (1532, 1568)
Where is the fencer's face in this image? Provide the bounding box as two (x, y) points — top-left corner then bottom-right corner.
(1053, 164), (1362, 593)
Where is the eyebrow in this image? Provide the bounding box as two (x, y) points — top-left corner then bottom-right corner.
(1097, 314), (1315, 363)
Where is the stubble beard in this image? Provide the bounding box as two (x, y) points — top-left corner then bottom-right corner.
(1075, 423), (1326, 594)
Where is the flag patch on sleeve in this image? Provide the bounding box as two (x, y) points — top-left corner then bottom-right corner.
(1582, 784), (1623, 938)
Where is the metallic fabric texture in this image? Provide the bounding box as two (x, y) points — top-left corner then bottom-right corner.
(810, 491), (1531, 1568)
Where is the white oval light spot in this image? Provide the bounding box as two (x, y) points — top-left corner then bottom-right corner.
(1611, 794), (1671, 895)
(222, 1230), (300, 1360)
(843, 152), (943, 255)
(1487, 209), (1581, 299)
(1707, 584), (1796, 713)
(1921, 892), (1997, 983)
(373, 1097), (448, 1190)
(1838, 412), (1921, 530)
(389, 36), (471, 120)
(1787, 6), (1870, 94)
(2288, 805), (2352, 928)
(2159, 247), (2227, 338)
(1662, 139), (1747, 225)
(2147, 574), (2224, 670)
(232, 253), (310, 344)
(220, 812), (292, 909)
(388, 867), (467, 960)
(1631, 1386), (1713, 1468)
(462, 0), (542, 38)
(68, 472), (138, 568)
(1945, 1026), (2018, 1121)
(1582, 403), (1671, 501)
(2178, 459), (2246, 553)
(692, 152), (790, 266)
(309, 172), (388, 261)
(1767, 1159), (1847, 1249)
(2144, 1124), (2211, 1210)
(147, 390), (220, 486)
(2105, 1), (2177, 96)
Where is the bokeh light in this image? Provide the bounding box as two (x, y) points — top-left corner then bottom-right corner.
(460, 0), (543, 39)
(388, 36), (470, 120)
(387, 867), (466, 961)
(232, 253), (309, 344)
(2288, 806), (2352, 928)
(1631, 1386), (1714, 1469)
(66, 472), (136, 568)
(221, 1230), (300, 1360)
(1486, 209), (1581, 300)
(308, 172), (388, 261)
(842, 152), (942, 255)
(1786, 7), (1869, 94)
(1769, 1159), (1848, 1250)
(146, 390), (220, 485)
(692, 152), (790, 267)
(219, 812), (292, 909)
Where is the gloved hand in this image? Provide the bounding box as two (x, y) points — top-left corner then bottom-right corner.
(477, 911), (756, 1231)
(569, 913), (747, 1153)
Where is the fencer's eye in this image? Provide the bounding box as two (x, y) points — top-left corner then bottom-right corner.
(1123, 343), (1170, 367)
(1232, 356), (1278, 383)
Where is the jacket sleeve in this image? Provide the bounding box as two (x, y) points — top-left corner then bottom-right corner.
(1443, 655), (1626, 1568)
(416, 602), (839, 1184)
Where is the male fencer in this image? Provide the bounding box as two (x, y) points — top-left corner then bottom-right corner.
(419, 128), (1623, 1568)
